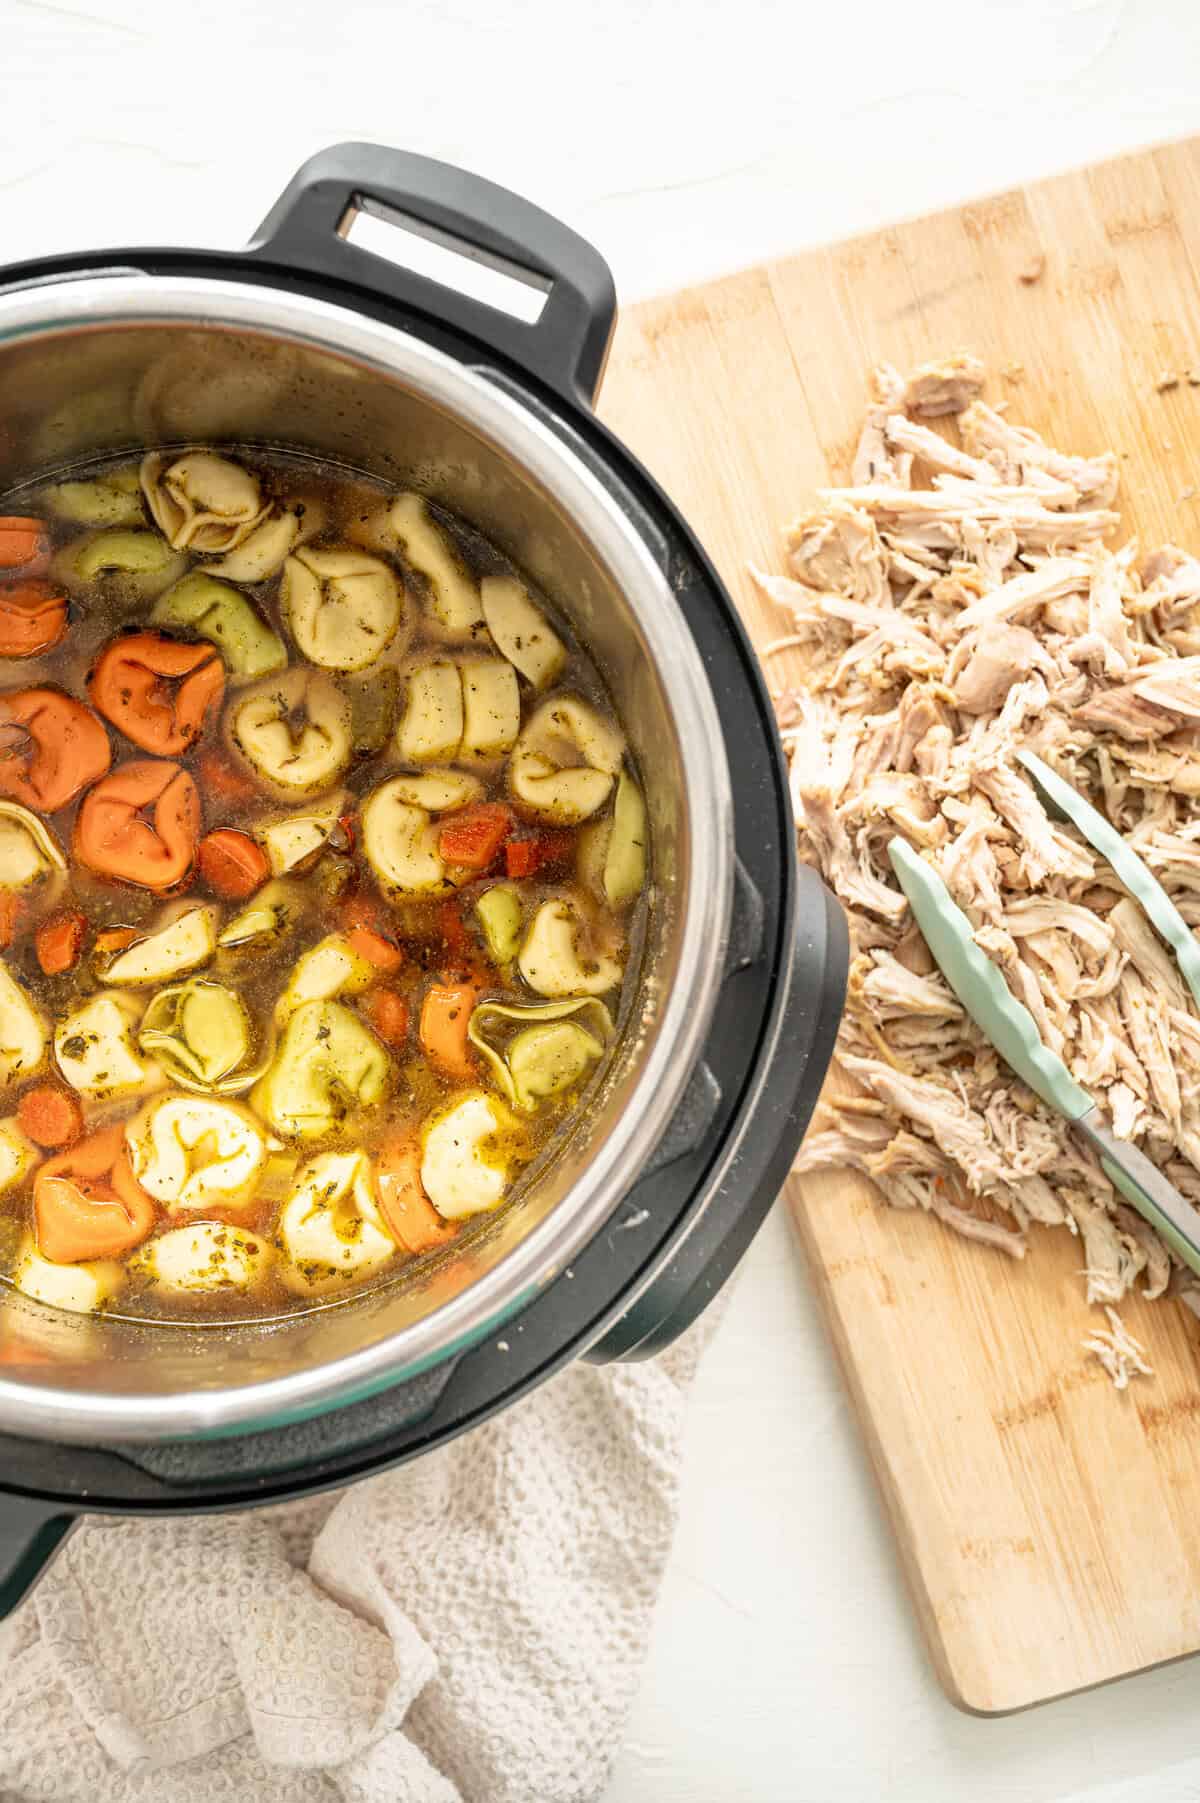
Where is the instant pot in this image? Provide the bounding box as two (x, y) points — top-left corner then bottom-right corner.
(0, 144), (847, 1614)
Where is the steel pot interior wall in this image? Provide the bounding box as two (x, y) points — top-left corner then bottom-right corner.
(0, 280), (731, 1434)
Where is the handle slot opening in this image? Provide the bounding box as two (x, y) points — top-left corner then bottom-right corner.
(339, 197), (550, 324)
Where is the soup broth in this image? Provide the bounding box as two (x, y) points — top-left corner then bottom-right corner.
(0, 450), (646, 1324)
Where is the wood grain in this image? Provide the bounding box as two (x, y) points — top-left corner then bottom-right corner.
(597, 138), (1200, 1715)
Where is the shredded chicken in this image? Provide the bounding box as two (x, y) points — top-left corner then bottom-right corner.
(1082, 1308), (1154, 1390)
(770, 357), (1200, 1375)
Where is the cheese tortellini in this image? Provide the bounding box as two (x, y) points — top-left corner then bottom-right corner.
(468, 998), (612, 1112)
(278, 1150), (396, 1294)
(0, 1118), (39, 1194)
(360, 770), (481, 899)
(13, 1238), (123, 1314)
(54, 993), (160, 1101)
(124, 1093), (268, 1213)
(396, 655), (520, 768)
(0, 803), (66, 894)
(141, 451), (268, 553)
(281, 544), (405, 672)
(480, 575), (566, 691)
(138, 980), (256, 1093)
(517, 899), (624, 998)
(131, 1221), (272, 1296)
(101, 906), (217, 986)
(0, 962), (48, 1090)
(205, 496), (324, 584)
(508, 696), (625, 824)
(253, 1000), (390, 1141)
(153, 573), (288, 681)
(420, 1092), (523, 1220)
(226, 669), (352, 799)
(354, 492), (485, 644)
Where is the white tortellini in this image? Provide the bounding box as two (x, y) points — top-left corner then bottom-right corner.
(12, 1239), (123, 1314)
(205, 496), (324, 584)
(141, 451), (269, 553)
(508, 695), (625, 824)
(395, 655), (520, 768)
(218, 879), (304, 946)
(420, 1092), (521, 1220)
(281, 544), (405, 672)
(226, 669), (352, 799)
(124, 1093), (267, 1214)
(356, 492), (486, 643)
(516, 899), (624, 998)
(253, 798), (345, 878)
(480, 575), (566, 691)
(138, 980), (257, 1094)
(0, 1117), (39, 1194)
(0, 962), (49, 1090)
(360, 769), (483, 898)
(253, 1000), (390, 1142)
(275, 934), (376, 1025)
(577, 773), (648, 909)
(53, 993), (160, 1101)
(0, 803), (66, 894)
(278, 1150), (396, 1294)
(130, 1222), (272, 1296)
(468, 997), (612, 1113)
(101, 905), (217, 987)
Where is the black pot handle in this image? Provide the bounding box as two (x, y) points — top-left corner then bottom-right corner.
(0, 1495), (77, 1618)
(588, 862), (848, 1361)
(248, 142), (617, 409)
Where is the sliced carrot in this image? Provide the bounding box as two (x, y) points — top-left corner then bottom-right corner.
(73, 759), (200, 892)
(34, 1125), (156, 1262)
(0, 580), (68, 659)
(438, 802), (513, 872)
(35, 910), (87, 975)
(376, 1136), (456, 1254)
(419, 982), (478, 1081)
(346, 925), (404, 974)
(0, 517), (49, 574)
(197, 828), (269, 900)
(361, 986), (410, 1047)
(0, 687), (111, 812)
(89, 632), (225, 756)
(197, 747), (260, 807)
(0, 893), (21, 950)
(18, 1085), (83, 1149)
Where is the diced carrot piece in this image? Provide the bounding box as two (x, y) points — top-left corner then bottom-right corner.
(376, 1136), (456, 1254)
(198, 748), (261, 807)
(504, 837), (539, 878)
(361, 986), (410, 1047)
(94, 926), (140, 954)
(346, 925), (404, 974)
(419, 983), (478, 1081)
(35, 909), (87, 975)
(197, 828), (269, 900)
(18, 1085), (84, 1149)
(0, 893), (21, 949)
(438, 802), (513, 872)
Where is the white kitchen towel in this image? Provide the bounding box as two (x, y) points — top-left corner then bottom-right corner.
(0, 1319), (713, 1803)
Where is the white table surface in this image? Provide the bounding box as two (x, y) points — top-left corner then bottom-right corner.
(6, 0), (1200, 1797)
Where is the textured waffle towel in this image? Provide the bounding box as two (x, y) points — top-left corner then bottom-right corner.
(0, 1323), (712, 1803)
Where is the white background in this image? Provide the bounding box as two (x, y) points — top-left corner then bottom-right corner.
(5, 0), (1200, 1797)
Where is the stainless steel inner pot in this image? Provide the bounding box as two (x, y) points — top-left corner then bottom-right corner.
(0, 276), (733, 1440)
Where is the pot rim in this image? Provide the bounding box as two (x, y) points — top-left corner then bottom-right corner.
(0, 275), (733, 1440)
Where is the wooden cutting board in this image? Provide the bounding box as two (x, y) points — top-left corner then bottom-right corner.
(597, 136), (1200, 1715)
